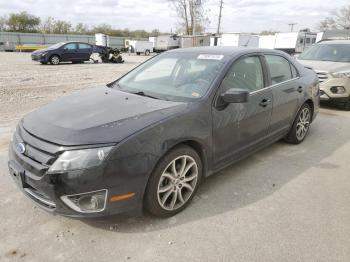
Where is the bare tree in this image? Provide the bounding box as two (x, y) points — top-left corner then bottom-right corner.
(336, 5), (350, 29)
(318, 5), (350, 30)
(40, 17), (55, 33)
(0, 16), (7, 31)
(318, 17), (337, 31)
(169, 0), (208, 35)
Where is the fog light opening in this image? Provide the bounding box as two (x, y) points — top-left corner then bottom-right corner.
(61, 189), (107, 213)
(330, 86), (346, 94)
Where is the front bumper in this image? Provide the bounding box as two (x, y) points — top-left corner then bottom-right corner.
(7, 127), (144, 218)
(319, 77), (350, 102)
(31, 53), (48, 63)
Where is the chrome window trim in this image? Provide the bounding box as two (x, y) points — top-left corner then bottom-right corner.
(250, 77), (300, 95)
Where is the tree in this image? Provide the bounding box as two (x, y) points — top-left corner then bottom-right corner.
(52, 20), (72, 34)
(75, 23), (89, 34)
(7, 12), (40, 32)
(260, 30), (280, 35)
(169, 0), (209, 35)
(40, 17), (55, 34)
(336, 5), (350, 29)
(318, 5), (350, 30)
(0, 16), (7, 31)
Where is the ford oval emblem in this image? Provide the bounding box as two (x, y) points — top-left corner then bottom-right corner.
(15, 143), (26, 154)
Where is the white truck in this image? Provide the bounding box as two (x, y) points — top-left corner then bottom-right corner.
(134, 41), (153, 55)
(154, 35), (180, 52)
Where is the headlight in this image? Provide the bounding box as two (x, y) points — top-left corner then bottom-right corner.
(331, 71), (350, 78)
(41, 52), (48, 57)
(49, 147), (113, 172)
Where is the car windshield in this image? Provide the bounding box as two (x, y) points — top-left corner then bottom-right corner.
(115, 52), (226, 101)
(298, 43), (350, 62)
(47, 42), (65, 49)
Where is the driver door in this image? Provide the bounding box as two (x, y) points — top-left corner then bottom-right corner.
(61, 43), (79, 61)
(212, 55), (273, 168)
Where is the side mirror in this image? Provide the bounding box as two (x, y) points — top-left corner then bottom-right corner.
(221, 88), (249, 103)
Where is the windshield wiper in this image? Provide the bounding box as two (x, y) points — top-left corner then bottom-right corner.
(131, 91), (160, 100)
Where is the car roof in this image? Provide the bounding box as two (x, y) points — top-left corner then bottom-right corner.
(318, 39), (350, 44)
(167, 46), (287, 56)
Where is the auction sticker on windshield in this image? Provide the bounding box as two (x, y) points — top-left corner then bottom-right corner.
(197, 54), (224, 60)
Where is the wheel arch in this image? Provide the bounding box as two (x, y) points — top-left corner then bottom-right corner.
(304, 99), (314, 121)
(141, 139), (208, 203)
(49, 54), (61, 61)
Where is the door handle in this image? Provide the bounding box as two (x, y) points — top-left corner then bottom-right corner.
(297, 86), (303, 93)
(259, 99), (271, 107)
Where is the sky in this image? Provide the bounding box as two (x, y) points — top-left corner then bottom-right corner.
(0, 0), (348, 33)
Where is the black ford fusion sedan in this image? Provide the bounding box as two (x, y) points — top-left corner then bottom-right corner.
(8, 47), (319, 218)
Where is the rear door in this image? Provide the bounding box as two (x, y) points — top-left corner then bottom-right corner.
(263, 54), (301, 134)
(61, 43), (79, 61)
(78, 43), (93, 61)
(212, 55), (273, 167)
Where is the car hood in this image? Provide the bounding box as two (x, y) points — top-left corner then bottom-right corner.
(22, 87), (186, 146)
(32, 48), (50, 55)
(297, 59), (350, 73)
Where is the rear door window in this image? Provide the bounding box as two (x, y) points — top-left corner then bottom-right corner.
(265, 55), (292, 85)
(78, 43), (91, 49)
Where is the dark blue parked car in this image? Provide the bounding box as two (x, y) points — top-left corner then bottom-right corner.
(31, 42), (93, 65)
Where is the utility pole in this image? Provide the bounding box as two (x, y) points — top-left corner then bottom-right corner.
(193, 0), (201, 36)
(288, 23), (297, 32)
(217, 0), (223, 35)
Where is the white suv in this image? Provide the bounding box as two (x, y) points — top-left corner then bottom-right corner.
(297, 40), (350, 110)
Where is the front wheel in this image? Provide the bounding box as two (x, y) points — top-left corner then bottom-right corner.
(49, 55), (60, 65)
(145, 50), (150, 56)
(144, 145), (202, 217)
(285, 103), (312, 144)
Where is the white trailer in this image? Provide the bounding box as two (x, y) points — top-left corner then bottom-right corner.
(95, 33), (110, 47)
(274, 31), (316, 54)
(154, 35), (180, 52)
(219, 33), (259, 47)
(148, 37), (156, 47)
(316, 29), (350, 43)
(258, 35), (276, 49)
(180, 35), (210, 48)
(134, 41), (153, 55)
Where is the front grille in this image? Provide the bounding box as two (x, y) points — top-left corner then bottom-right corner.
(12, 124), (62, 177)
(316, 71), (329, 83)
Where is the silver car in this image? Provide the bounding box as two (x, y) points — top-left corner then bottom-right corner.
(297, 40), (350, 110)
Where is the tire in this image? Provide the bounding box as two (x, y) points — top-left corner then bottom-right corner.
(145, 50), (150, 56)
(144, 145), (202, 217)
(49, 55), (60, 65)
(284, 103), (312, 144)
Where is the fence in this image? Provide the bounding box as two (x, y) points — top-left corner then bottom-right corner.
(0, 31), (147, 51)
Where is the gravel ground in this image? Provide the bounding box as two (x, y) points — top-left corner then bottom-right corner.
(0, 52), (349, 262)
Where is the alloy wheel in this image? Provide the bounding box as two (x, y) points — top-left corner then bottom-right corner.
(51, 56), (60, 65)
(296, 107), (311, 141)
(157, 155), (198, 211)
